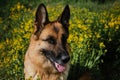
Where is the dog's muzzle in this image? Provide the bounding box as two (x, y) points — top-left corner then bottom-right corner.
(42, 49), (70, 72)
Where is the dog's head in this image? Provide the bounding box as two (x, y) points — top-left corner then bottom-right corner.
(31, 4), (70, 73)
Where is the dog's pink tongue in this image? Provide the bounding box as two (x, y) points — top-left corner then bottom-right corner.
(55, 62), (65, 72)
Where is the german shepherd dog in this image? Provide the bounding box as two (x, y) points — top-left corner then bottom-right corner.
(24, 3), (70, 80)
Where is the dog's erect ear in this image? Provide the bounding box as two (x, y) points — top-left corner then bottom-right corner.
(57, 5), (70, 30)
(34, 4), (49, 40)
(34, 4), (49, 31)
(35, 3), (49, 26)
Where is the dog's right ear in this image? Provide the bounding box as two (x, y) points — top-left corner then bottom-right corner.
(34, 4), (49, 33)
(34, 3), (49, 40)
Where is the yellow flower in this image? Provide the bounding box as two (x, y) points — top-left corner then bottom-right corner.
(21, 5), (24, 9)
(79, 37), (83, 42)
(96, 33), (101, 38)
(88, 34), (92, 38)
(115, 25), (119, 30)
(0, 44), (3, 49)
(13, 28), (18, 33)
(104, 49), (107, 53)
(78, 23), (81, 28)
(68, 34), (73, 42)
(83, 25), (88, 31)
(73, 36), (78, 43)
(108, 38), (112, 41)
(78, 44), (83, 48)
(17, 2), (21, 10)
(84, 34), (88, 38)
(6, 38), (9, 43)
(108, 22), (114, 28)
(99, 42), (105, 48)
(104, 24), (108, 29)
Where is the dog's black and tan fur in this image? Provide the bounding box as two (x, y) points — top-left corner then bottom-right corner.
(24, 4), (70, 80)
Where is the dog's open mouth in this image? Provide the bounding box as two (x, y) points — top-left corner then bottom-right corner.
(42, 49), (67, 72)
(54, 62), (65, 72)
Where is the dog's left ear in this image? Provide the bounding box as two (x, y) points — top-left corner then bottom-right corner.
(57, 5), (70, 29)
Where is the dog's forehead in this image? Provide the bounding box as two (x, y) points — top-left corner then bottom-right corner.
(48, 22), (64, 32)
(52, 22), (64, 33)
(44, 22), (64, 33)
(40, 22), (65, 38)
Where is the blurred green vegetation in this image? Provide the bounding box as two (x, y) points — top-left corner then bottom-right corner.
(0, 0), (120, 80)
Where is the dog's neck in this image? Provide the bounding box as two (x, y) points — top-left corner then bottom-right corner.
(32, 64), (68, 80)
(34, 71), (61, 80)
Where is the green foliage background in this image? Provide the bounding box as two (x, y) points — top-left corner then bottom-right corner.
(0, 0), (120, 80)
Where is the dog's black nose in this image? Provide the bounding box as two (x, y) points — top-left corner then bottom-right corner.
(56, 52), (70, 64)
(62, 55), (70, 64)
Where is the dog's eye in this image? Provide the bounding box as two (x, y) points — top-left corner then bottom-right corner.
(47, 38), (56, 44)
(42, 36), (56, 45)
(44, 36), (56, 45)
